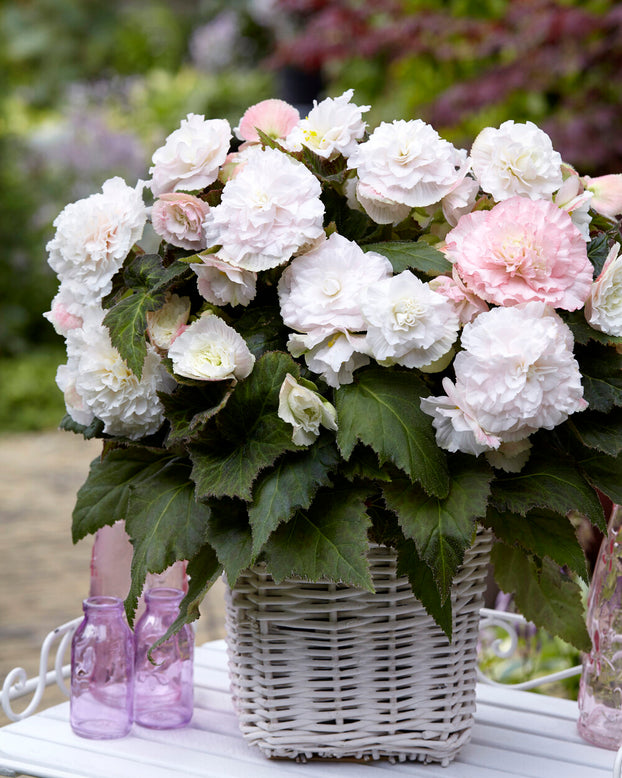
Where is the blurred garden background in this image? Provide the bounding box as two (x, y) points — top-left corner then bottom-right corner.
(2, 0), (622, 702)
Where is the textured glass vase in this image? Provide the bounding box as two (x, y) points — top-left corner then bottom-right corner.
(133, 587), (194, 729)
(70, 596), (135, 739)
(578, 504), (622, 749)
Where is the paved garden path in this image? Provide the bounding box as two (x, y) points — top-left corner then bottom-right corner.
(0, 429), (226, 725)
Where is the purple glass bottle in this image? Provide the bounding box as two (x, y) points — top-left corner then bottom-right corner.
(133, 587), (194, 729)
(70, 596), (134, 739)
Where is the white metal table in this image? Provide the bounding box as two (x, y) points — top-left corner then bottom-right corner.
(1, 637), (620, 778)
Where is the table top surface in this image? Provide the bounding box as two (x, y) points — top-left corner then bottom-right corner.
(0, 639), (617, 778)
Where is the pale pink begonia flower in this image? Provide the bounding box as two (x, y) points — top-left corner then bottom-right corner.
(278, 373), (338, 445)
(235, 99), (300, 144)
(485, 439), (533, 473)
(445, 196), (593, 311)
(288, 330), (370, 388)
(146, 293), (191, 350)
(168, 313), (255, 382)
(278, 232), (393, 337)
(47, 177), (147, 302)
(428, 267), (489, 325)
(284, 89), (370, 160)
(203, 146), (325, 271)
(470, 120), (563, 202)
(347, 119), (469, 209)
(585, 242), (622, 336)
(149, 113), (231, 196)
(44, 284), (89, 336)
(421, 302), (586, 456)
(359, 271), (460, 369)
(191, 252), (256, 307)
(582, 174), (622, 219)
(151, 193), (210, 250)
(420, 376), (502, 456)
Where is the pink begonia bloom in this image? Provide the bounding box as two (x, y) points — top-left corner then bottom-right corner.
(168, 313), (255, 381)
(420, 377), (502, 456)
(149, 114), (231, 196)
(146, 293), (191, 350)
(288, 330), (370, 388)
(278, 373), (338, 445)
(470, 120), (562, 202)
(203, 146), (325, 271)
(151, 193), (210, 250)
(44, 284), (88, 336)
(582, 174), (622, 219)
(234, 99), (300, 144)
(428, 267), (488, 325)
(285, 89), (370, 160)
(422, 303), (587, 455)
(355, 181), (411, 225)
(360, 271), (460, 369)
(347, 119), (469, 208)
(278, 232), (393, 337)
(47, 177), (147, 302)
(191, 252), (256, 307)
(485, 439), (533, 473)
(60, 319), (174, 439)
(585, 243), (622, 336)
(441, 173), (480, 227)
(445, 197), (593, 311)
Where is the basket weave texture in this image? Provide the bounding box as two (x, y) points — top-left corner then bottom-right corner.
(224, 528), (492, 765)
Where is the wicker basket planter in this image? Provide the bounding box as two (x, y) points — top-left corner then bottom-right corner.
(224, 528), (492, 765)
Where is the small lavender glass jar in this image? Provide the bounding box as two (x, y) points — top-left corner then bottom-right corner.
(70, 596), (134, 739)
(133, 587), (194, 729)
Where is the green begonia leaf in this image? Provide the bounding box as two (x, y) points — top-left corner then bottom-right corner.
(383, 457), (492, 601)
(248, 436), (340, 558)
(262, 487), (373, 590)
(363, 240), (451, 276)
(569, 409), (622, 456)
(576, 342), (622, 412)
(124, 458), (211, 623)
(491, 543), (590, 652)
(484, 507), (588, 581)
(204, 499), (254, 586)
(396, 539), (452, 639)
(336, 368), (449, 498)
(579, 451), (622, 509)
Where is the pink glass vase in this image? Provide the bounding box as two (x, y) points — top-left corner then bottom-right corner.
(578, 503), (622, 749)
(70, 596), (134, 739)
(133, 587), (194, 729)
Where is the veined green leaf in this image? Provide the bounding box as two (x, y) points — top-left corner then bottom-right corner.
(336, 368), (449, 498)
(262, 487), (373, 590)
(491, 543), (590, 652)
(363, 240), (451, 276)
(204, 499), (253, 586)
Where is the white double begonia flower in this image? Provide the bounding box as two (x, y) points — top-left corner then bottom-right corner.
(585, 243), (622, 336)
(168, 313), (255, 382)
(191, 252), (257, 307)
(278, 373), (338, 445)
(360, 271), (460, 369)
(422, 302), (586, 457)
(46, 177), (147, 302)
(278, 232), (392, 337)
(60, 318), (174, 440)
(284, 89), (370, 160)
(470, 120), (563, 202)
(149, 113), (232, 196)
(203, 146), (325, 271)
(347, 119), (469, 209)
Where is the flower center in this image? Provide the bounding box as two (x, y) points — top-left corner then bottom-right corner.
(393, 298), (423, 328)
(322, 277), (342, 297)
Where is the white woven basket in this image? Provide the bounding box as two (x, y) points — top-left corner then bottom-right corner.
(224, 528), (492, 765)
